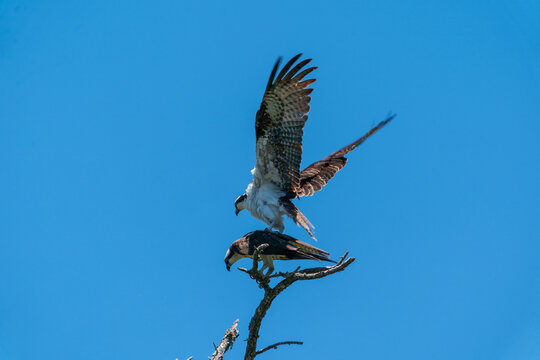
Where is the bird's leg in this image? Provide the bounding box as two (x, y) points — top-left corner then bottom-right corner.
(265, 263), (275, 276)
(262, 258), (275, 276)
(259, 262), (268, 275)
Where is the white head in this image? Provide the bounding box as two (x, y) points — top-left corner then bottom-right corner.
(224, 247), (244, 271)
(234, 193), (247, 216)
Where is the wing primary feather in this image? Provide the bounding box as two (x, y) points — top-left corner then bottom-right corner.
(296, 113), (396, 197)
(282, 58), (312, 81)
(292, 67), (318, 82)
(265, 57), (282, 92)
(330, 113), (396, 158)
(276, 53), (303, 81)
(254, 53), (316, 197)
(297, 78), (317, 89)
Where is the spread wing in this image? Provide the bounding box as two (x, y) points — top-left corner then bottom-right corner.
(253, 54), (317, 196)
(296, 114), (396, 197)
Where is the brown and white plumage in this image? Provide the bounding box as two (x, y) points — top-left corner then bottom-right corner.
(296, 115), (395, 197)
(235, 54), (395, 239)
(253, 53), (316, 196)
(224, 230), (335, 274)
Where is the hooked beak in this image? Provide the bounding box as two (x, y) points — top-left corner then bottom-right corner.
(226, 264), (231, 271)
(235, 209), (239, 216)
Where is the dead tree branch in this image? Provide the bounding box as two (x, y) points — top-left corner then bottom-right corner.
(255, 341), (304, 356)
(240, 245), (355, 360)
(209, 319), (240, 360)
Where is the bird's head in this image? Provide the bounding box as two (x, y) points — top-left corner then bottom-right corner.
(224, 246), (242, 271)
(234, 193), (247, 216)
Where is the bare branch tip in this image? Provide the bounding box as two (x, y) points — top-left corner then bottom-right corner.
(255, 243), (270, 252)
(209, 319), (240, 360)
(255, 340), (304, 356)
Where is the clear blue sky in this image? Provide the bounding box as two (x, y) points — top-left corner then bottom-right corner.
(1, 1), (539, 359)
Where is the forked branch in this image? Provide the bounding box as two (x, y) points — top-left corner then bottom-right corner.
(242, 244), (355, 360)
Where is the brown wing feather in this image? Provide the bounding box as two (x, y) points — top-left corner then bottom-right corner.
(254, 54), (317, 195)
(239, 231), (333, 262)
(296, 114), (396, 197)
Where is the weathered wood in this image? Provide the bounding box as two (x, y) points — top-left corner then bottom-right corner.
(209, 319), (239, 360)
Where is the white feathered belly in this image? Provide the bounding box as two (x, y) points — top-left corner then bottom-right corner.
(245, 181), (287, 228)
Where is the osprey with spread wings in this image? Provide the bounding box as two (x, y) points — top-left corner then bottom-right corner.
(234, 54), (395, 240)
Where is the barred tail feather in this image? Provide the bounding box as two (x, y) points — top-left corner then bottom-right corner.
(295, 209), (316, 240)
(282, 199), (316, 240)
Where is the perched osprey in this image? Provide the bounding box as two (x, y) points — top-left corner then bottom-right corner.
(224, 230), (334, 275)
(234, 53), (395, 239)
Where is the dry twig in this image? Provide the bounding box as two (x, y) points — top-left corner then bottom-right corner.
(255, 341), (304, 355)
